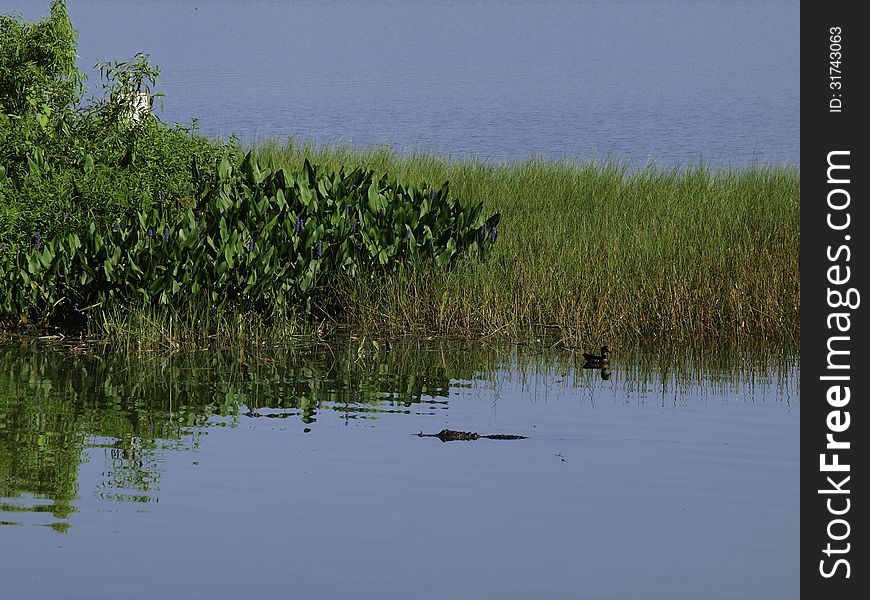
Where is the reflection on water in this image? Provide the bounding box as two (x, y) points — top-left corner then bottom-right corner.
(0, 338), (798, 598)
(1, 338), (796, 525)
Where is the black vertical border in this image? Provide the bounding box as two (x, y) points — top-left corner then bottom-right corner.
(801, 2), (867, 597)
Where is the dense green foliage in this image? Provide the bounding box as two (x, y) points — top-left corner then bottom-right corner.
(0, 2), (497, 326)
(245, 141), (800, 345)
(1, 151), (497, 321)
(0, 0), (80, 131)
(0, 1), (228, 247)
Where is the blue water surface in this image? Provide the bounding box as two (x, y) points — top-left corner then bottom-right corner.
(4, 0), (799, 168)
(1, 342), (799, 599)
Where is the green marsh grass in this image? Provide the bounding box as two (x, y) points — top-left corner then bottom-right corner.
(241, 140), (799, 346)
(6, 139), (799, 348)
(90, 303), (320, 353)
(1, 4), (798, 348)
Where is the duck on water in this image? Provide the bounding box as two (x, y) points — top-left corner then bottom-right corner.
(583, 345), (611, 368)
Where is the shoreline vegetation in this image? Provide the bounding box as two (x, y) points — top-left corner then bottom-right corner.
(0, 2), (800, 350)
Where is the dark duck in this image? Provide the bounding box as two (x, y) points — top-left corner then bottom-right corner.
(583, 345), (611, 367)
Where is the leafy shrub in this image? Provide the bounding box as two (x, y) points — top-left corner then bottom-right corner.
(0, 0), (80, 137)
(0, 2), (498, 327)
(0, 2), (229, 248)
(1, 152), (499, 323)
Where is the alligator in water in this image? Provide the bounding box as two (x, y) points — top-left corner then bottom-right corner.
(417, 429), (528, 442)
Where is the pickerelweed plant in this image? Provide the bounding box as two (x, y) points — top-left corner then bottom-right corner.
(0, 151), (500, 323)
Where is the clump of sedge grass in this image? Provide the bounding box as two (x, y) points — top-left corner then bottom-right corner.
(246, 139), (799, 346)
(91, 303), (322, 353)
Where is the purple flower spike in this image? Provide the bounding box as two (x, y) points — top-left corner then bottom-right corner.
(295, 217), (303, 234)
(35, 231), (41, 250)
(249, 238), (254, 252)
(483, 223), (489, 235)
(63, 211), (68, 221)
(430, 189), (435, 200)
(164, 228), (170, 242)
(148, 229), (154, 238)
(405, 227), (411, 240)
(352, 217), (358, 233)
(1, 243), (5, 252)
(491, 227), (497, 243)
(346, 205), (352, 217)
(116, 222), (121, 232)
(316, 240), (323, 258)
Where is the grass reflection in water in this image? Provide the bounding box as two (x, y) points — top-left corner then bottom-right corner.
(0, 337), (796, 529)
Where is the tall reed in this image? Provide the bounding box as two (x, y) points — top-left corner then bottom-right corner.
(248, 140), (799, 346)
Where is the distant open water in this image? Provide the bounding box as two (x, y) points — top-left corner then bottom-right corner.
(4, 0), (799, 167)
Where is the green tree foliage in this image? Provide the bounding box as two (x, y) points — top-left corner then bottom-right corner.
(0, 2), (498, 326)
(0, 1), (227, 249)
(0, 0), (80, 120)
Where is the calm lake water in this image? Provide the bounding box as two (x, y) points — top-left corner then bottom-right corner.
(1, 340), (798, 599)
(2, 2), (800, 596)
(4, 0), (799, 168)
